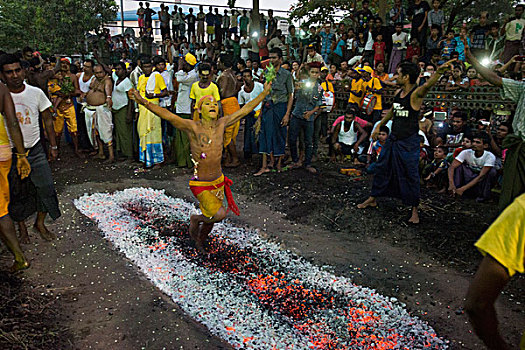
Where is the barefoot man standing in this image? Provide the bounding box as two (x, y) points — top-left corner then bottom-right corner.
(217, 54), (242, 167)
(83, 65), (114, 162)
(357, 60), (454, 224)
(129, 82), (271, 251)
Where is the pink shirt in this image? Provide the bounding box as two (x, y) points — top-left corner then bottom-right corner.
(332, 115), (368, 128)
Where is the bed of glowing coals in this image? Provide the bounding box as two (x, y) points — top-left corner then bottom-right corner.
(74, 187), (448, 349)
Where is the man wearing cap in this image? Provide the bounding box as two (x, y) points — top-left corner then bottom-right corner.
(360, 65), (383, 123)
(190, 63), (221, 121)
(347, 68), (365, 109)
(55, 58), (82, 157)
(305, 44), (325, 66)
(217, 54), (242, 167)
(174, 53), (199, 167)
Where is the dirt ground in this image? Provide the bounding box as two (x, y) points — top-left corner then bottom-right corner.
(1, 141), (523, 349)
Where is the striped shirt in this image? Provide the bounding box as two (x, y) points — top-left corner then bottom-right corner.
(501, 78), (525, 140)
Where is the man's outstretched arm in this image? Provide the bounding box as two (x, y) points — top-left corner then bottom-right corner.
(129, 89), (193, 132)
(223, 82), (271, 127)
(465, 41), (502, 87)
(414, 59), (455, 102)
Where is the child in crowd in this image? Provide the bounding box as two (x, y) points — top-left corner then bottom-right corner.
(389, 23), (408, 73)
(419, 135), (431, 170)
(328, 63), (342, 81)
(423, 146), (449, 192)
(372, 33), (386, 66)
(452, 134), (473, 159)
(366, 125), (389, 173)
(466, 67), (480, 86)
(446, 65), (469, 91)
(453, 27), (470, 62)
(438, 30), (456, 61)
(48, 71), (63, 111)
(406, 37), (420, 63)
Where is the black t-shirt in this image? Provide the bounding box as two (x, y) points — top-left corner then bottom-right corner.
(408, 1), (430, 28)
(186, 14), (196, 28)
(391, 87), (420, 139)
(144, 8), (155, 22)
(438, 125), (473, 146)
(268, 18), (278, 36)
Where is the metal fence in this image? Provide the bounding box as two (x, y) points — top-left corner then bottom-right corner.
(330, 83), (516, 121)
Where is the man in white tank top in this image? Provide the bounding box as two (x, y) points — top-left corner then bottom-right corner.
(76, 60), (96, 150)
(331, 105), (367, 162)
(77, 60), (95, 102)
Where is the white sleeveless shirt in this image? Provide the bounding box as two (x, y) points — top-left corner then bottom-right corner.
(338, 120), (358, 145)
(78, 72), (94, 93)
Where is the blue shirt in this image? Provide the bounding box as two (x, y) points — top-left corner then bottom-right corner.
(453, 36), (471, 62)
(265, 67), (294, 104)
(292, 80), (323, 121)
(320, 31), (334, 55)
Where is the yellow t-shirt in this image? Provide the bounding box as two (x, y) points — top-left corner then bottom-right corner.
(321, 81), (334, 93)
(475, 193), (525, 277)
(0, 113), (11, 161)
(347, 78), (365, 105)
(190, 82), (221, 107)
(364, 77), (383, 110)
(137, 73), (167, 104)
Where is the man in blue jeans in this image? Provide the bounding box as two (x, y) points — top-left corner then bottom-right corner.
(289, 62), (323, 174)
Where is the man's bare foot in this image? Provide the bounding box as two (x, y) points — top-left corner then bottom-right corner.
(357, 198), (378, 209)
(10, 260), (30, 273)
(92, 153), (106, 160)
(89, 150), (99, 156)
(290, 162), (302, 169)
(408, 210), (420, 224)
(254, 168), (270, 176)
(75, 151), (85, 159)
(34, 223), (56, 241)
(19, 225), (30, 244)
(104, 157), (115, 164)
(189, 217), (200, 242)
(224, 160), (241, 168)
(306, 166), (317, 174)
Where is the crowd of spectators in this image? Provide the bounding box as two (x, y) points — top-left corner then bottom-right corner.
(0, 2), (524, 348)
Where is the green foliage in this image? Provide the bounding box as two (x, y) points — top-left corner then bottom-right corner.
(290, 0), (514, 30)
(59, 77), (75, 95)
(0, 0), (118, 54)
